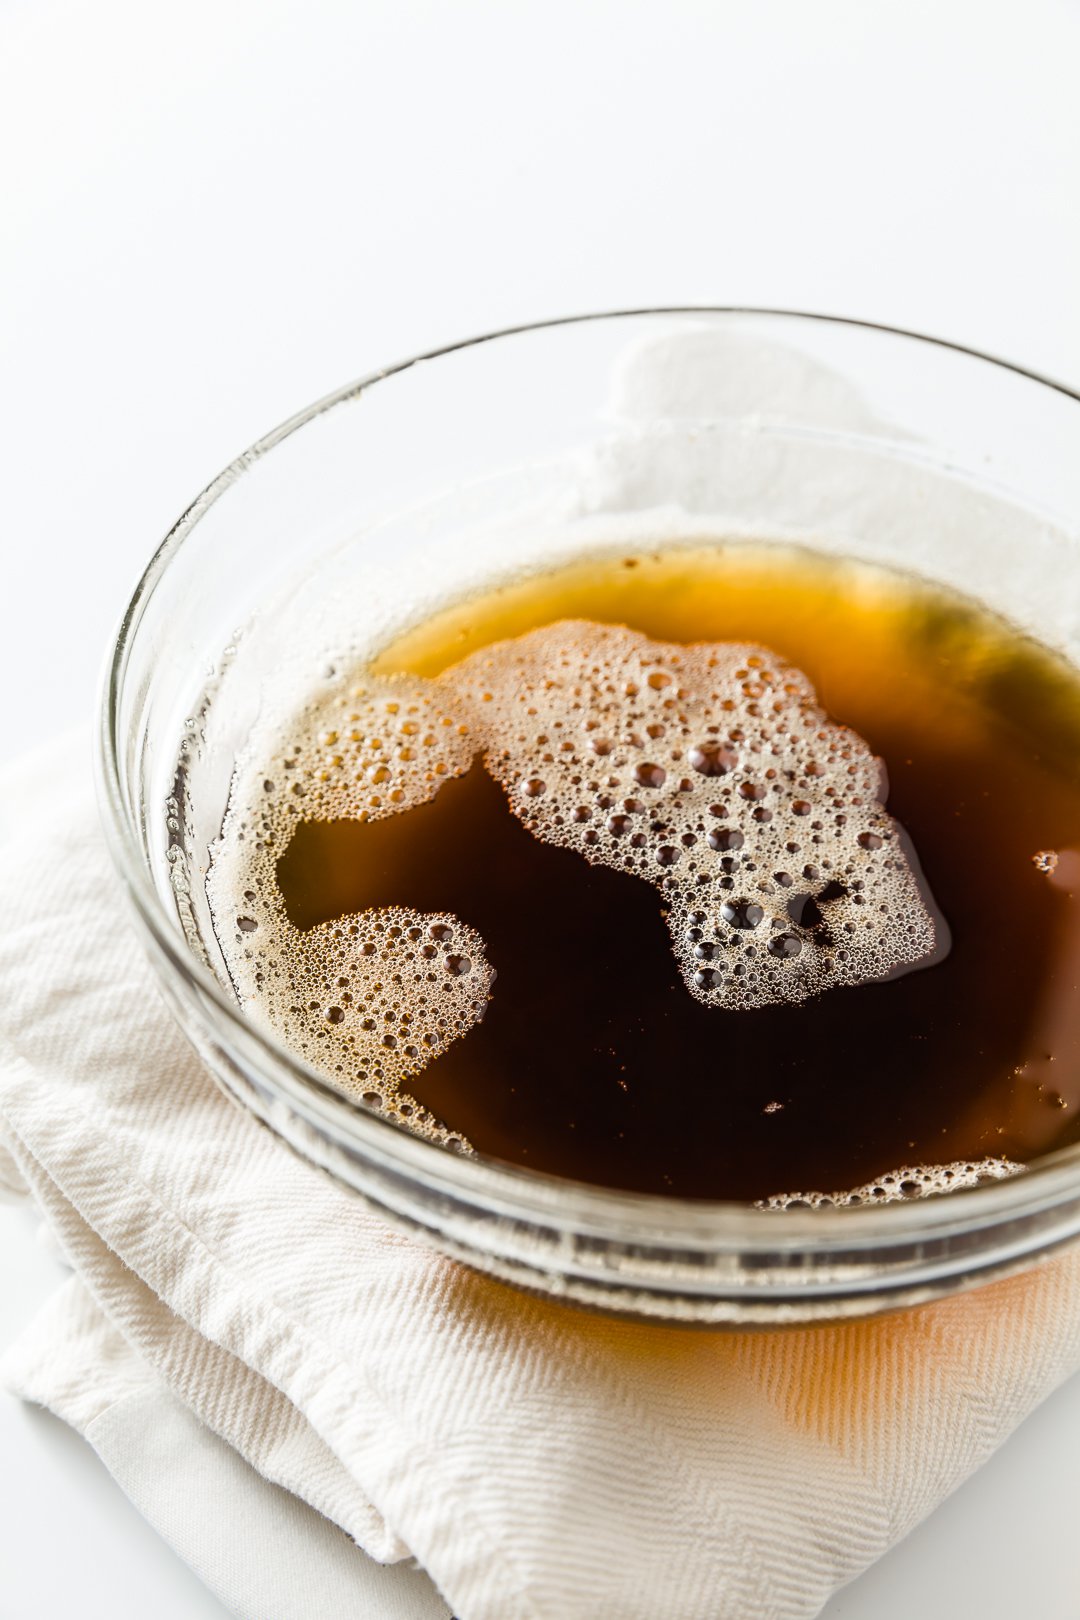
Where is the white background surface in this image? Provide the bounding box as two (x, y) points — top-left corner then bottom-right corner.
(2, 1), (1080, 1615)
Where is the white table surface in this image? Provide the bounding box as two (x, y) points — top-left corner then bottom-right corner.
(3, 2), (1080, 1615)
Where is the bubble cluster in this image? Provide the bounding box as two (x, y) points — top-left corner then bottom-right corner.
(440, 621), (941, 1009)
(264, 905), (490, 1113)
(755, 1156), (1023, 1209)
(207, 678), (483, 1146)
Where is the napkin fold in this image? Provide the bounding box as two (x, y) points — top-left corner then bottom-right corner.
(3, 741), (1080, 1620)
(2, 1266), (447, 1620)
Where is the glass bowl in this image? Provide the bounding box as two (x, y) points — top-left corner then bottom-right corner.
(97, 309), (1080, 1325)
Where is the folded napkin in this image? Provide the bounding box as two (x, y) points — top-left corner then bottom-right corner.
(4, 741), (1080, 1620)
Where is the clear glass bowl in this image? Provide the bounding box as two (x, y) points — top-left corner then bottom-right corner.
(97, 310), (1080, 1324)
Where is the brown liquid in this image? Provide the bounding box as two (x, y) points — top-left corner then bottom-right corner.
(272, 544), (1080, 1200)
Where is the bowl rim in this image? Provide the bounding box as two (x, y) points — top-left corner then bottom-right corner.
(95, 305), (1080, 1254)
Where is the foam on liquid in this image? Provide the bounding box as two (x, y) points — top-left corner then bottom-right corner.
(441, 621), (942, 1010)
(209, 609), (1021, 1205)
(755, 1156), (1020, 1210)
(207, 678), (486, 1148)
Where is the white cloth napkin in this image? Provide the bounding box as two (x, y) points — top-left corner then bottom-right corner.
(4, 741), (1080, 1620)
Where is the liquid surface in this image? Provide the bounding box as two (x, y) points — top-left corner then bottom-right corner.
(212, 545), (1080, 1201)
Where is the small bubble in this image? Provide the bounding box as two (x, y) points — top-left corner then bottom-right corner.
(707, 827), (744, 851)
(768, 933), (803, 959)
(634, 762), (667, 789)
(688, 742), (738, 777)
(857, 830), (883, 851)
(1033, 849), (1059, 873)
(522, 777), (547, 797)
(236, 916), (258, 933)
(325, 1006), (345, 1023)
(720, 899), (764, 930)
(446, 955), (472, 977)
